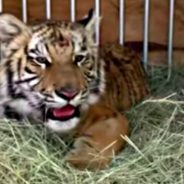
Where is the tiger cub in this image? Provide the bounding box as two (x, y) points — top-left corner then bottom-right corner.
(0, 9), (148, 170)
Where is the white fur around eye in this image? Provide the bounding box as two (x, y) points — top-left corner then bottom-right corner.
(23, 72), (37, 78)
(28, 78), (40, 87)
(40, 63), (46, 69)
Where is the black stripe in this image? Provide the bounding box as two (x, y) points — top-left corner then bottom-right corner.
(27, 55), (35, 60)
(4, 105), (23, 120)
(25, 66), (35, 74)
(17, 58), (22, 79)
(5, 60), (30, 99)
(24, 45), (28, 55)
(6, 61), (15, 97)
(10, 93), (27, 100)
(15, 76), (38, 84)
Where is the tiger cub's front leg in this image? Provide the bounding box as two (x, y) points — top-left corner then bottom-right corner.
(65, 103), (129, 170)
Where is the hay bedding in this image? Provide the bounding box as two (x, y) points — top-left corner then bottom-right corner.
(0, 66), (184, 184)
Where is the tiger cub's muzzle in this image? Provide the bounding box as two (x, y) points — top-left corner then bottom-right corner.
(55, 86), (79, 101)
(44, 85), (82, 123)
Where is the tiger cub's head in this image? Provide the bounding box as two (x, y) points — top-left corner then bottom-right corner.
(0, 10), (105, 132)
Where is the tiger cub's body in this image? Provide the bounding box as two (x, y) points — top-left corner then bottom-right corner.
(0, 10), (148, 170)
(100, 44), (148, 111)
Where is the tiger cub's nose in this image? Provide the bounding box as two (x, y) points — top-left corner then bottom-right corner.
(55, 86), (79, 100)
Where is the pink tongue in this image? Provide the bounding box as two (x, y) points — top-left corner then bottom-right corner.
(53, 105), (75, 118)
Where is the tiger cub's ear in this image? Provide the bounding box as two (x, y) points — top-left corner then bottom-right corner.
(77, 9), (101, 42)
(0, 13), (28, 42)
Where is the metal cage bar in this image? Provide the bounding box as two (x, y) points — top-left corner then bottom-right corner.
(167, 0), (175, 80)
(143, 0), (150, 71)
(95, 0), (100, 45)
(70, 0), (76, 22)
(119, 0), (125, 45)
(22, 0), (27, 22)
(0, 0), (177, 77)
(0, 0), (2, 60)
(46, 0), (51, 19)
(0, 0), (2, 12)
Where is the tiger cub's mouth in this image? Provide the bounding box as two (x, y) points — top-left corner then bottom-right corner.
(46, 105), (80, 121)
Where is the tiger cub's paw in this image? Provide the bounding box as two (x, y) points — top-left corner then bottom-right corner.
(65, 137), (110, 170)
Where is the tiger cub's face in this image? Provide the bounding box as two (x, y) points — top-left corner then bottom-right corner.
(0, 11), (105, 132)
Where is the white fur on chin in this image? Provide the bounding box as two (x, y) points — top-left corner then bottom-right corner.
(45, 117), (80, 133)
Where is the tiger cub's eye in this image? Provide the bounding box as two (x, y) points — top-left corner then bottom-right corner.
(74, 55), (85, 64)
(36, 57), (51, 67)
(36, 57), (47, 64)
